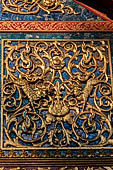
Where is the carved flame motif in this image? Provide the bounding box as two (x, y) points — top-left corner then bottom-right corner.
(2, 0), (79, 15)
(1, 39), (113, 149)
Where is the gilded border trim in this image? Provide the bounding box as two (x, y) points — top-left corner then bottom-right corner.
(0, 158), (113, 166)
(0, 21), (113, 32)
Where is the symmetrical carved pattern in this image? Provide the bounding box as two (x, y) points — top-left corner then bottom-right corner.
(1, 39), (113, 150)
(2, 0), (79, 15)
(0, 21), (113, 32)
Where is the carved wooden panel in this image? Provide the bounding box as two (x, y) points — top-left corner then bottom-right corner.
(1, 39), (113, 157)
(0, 0), (113, 167)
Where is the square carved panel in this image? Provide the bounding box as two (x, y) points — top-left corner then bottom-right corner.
(1, 39), (113, 157)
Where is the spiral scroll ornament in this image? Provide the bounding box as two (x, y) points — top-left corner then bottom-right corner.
(1, 39), (113, 149)
(2, 0), (79, 15)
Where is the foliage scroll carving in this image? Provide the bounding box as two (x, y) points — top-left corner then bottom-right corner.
(1, 39), (113, 151)
(2, 0), (79, 15)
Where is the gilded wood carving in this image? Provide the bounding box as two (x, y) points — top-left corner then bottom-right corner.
(1, 39), (113, 153)
(2, 0), (79, 15)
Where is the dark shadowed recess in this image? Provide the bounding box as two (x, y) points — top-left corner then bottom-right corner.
(77, 0), (113, 20)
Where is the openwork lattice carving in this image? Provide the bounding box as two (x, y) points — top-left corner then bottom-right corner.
(1, 39), (113, 150)
(2, 0), (79, 15)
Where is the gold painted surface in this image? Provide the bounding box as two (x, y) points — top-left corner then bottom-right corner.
(2, 0), (79, 15)
(1, 39), (113, 150)
(0, 167), (113, 170)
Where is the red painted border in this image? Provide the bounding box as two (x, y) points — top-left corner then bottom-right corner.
(0, 21), (112, 32)
(0, 0), (112, 32)
(74, 0), (112, 21)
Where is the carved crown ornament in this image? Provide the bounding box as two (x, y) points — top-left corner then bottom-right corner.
(1, 0), (80, 15)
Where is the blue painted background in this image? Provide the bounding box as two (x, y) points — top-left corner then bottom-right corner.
(0, 0), (104, 21)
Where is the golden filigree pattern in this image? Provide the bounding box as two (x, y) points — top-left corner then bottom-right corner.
(2, 0), (79, 15)
(1, 39), (113, 149)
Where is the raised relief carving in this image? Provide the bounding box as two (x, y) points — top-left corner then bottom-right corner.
(2, 0), (79, 15)
(1, 39), (113, 152)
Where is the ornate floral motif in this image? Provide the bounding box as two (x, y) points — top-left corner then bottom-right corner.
(0, 21), (113, 32)
(2, 0), (79, 15)
(1, 39), (113, 150)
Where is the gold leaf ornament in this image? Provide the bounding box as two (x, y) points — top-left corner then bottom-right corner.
(2, 0), (80, 15)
